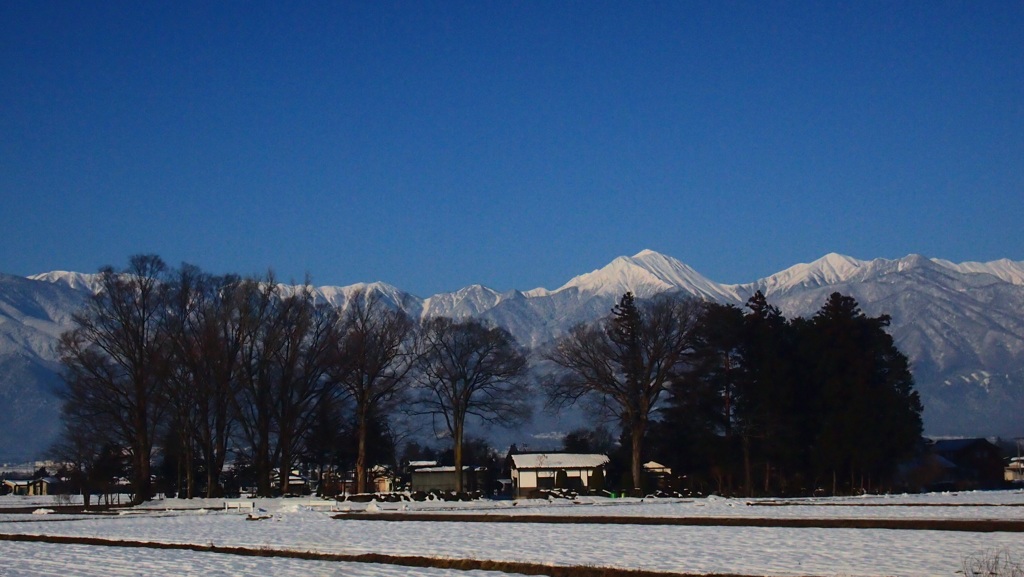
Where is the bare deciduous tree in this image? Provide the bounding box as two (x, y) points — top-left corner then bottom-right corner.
(58, 254), (169, 505)
(233, 276), (340, 496)
(546, 292), (699, 493)
(415, 317), (530, 493)
(164, 266), (247, 497)
(234, 274), (284, 496)
(330, 289), (416, 494)
(268, 285), (338, 496)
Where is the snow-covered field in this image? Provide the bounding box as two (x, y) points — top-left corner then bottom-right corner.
(2, 490), (1023, 576)
(0, 541), (506, 577)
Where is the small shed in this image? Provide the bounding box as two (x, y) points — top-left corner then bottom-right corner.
(273, 470), (310, 496)
(30, 477), (61, 496)
(411, 466), (487, 493)
(1006, 457), (1024, 483)
(509, 453), (609, 497)
(644, 461), (672, 475)
(2, 480), (31, 496)
(369, 465), (398, 493)
(644, 461), (673, 490)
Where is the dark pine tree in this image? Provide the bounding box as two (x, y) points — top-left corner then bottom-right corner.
(801, 292), (923, 494)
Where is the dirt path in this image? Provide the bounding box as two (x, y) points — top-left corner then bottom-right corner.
(333, 512), (1024, 532)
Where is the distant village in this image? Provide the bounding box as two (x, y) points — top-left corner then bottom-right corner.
(4, 436), (1023, 504)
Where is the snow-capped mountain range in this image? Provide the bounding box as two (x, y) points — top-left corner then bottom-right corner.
(3, 250), (1024, 462)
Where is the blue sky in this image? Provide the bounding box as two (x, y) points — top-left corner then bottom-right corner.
(2, 2), (1022, 296)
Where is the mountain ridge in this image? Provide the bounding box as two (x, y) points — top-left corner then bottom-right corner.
(27, 249), (1024, 308)
(5, 250), (1024, 462)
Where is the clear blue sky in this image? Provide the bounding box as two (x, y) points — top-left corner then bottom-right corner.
(2, 2), (1022, 296)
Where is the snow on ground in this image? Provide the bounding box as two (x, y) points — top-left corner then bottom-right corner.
(0, 541), (509, 577)
(2, 491), (1023, 576)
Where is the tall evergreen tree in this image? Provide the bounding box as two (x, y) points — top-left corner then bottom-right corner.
(802, 292), (922, 493)
(736, 291), (799, 495)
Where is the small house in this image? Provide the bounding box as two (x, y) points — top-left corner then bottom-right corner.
(509, 453), (609, 497)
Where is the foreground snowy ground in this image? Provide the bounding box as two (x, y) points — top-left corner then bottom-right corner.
(0, 541), (506, 577)
(2, 490), (1023, 576)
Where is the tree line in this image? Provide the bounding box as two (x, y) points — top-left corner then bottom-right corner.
(658, 291), (923, 496)
(552, 291), (923, 496)
(53, 254), (923, 504)
(54, 255), (530, 505)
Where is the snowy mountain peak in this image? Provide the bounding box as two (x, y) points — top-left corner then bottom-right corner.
(931, 257), (1024, 286)
(556, 250), (741, 301)
(312, 281), (408, 308)
(28, 271), (104, 293)
(750, 253), (869, 295)
(632, 248), (661, 258)
(422, 283), (504, 319)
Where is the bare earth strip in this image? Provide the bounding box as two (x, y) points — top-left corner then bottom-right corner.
(745, 501), (1024, 508)
(0, 533), (790, 577)
(333, 512), (1024, 532)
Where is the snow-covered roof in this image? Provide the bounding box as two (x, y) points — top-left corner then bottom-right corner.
(412, 466), (485, 473)
(510, 453), (609, 470)
(407, 460), (438, 468)
(643, 461), (671, 472)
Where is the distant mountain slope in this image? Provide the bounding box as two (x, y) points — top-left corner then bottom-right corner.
(0, 273), (89, 462)
(6, 250), (1024, 461)
(752, 255), (1024, 436)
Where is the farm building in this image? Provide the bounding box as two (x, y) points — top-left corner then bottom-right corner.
(930, 438), (1005, 489)
(410, 466), (488, 493)
(509, 453), (608, 497)
(1, 477), (60, 496)
(2, 480), (31, 496)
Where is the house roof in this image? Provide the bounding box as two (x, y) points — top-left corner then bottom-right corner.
(412, 466), (486, 473)
(644, 461), (671, 471)
(932, 438), (997, 453)
(510, 453), (609, 470)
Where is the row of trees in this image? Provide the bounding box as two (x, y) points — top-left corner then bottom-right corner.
(55, 255), (530, 504)
(55, 254), (923, 503)
(550, 291), (923, 496)
(653, 291), (923, 495)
